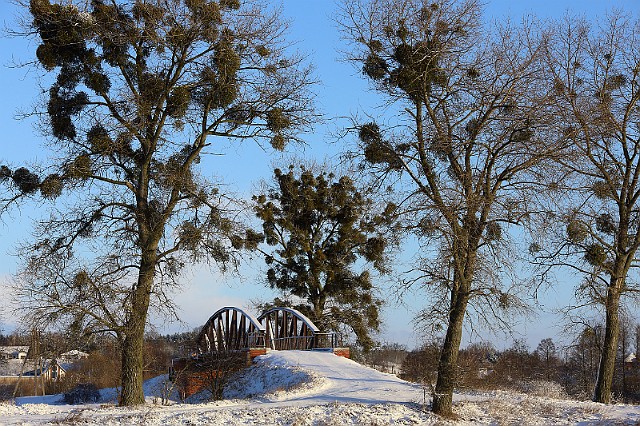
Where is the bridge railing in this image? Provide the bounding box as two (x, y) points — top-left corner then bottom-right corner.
(247, 331), (266, 348)
(266, 332), (337, 350)
(312, 332), (337, 349)
(269, 335), (314, 350)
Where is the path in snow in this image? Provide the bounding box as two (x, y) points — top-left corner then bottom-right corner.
(248, 350), (426, 406)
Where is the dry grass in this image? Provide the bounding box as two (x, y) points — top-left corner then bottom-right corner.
(0, 376), (41, 398)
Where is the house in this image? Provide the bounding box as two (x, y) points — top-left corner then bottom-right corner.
(0, 346), (31, 378)
(60, 350), (89, 361)
(0, 346), (29, 360)
(0, 346), (86, 381)
(625, 352), (638, 372)
(22, 359), (71, 381)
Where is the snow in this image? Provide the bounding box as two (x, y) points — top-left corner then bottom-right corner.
(1, 350), (639, 425)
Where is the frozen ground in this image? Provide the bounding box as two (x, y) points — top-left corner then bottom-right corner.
(1, 350), (640, 425)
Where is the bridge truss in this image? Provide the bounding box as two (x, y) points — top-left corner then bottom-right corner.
(195, 306), (336, 354)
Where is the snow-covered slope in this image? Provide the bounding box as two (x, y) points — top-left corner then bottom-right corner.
(1, 350), (640, 425)
(224, 350), (425, 405)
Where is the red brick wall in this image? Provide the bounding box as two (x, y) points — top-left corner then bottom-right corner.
(172, 350), (258, 399)
(248, 348), (267, 361)
(181, 370), (219, 398)
(333, 347), (350, 358)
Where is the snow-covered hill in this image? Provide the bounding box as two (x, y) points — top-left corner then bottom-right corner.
(1, 350), (639, 425)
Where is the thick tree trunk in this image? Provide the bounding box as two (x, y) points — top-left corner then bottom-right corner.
(310, 290), (326, 330)
(593, 281), (621, 404)
(621, 324), (627, 402)
(432, 288), (468, 416)
(119, 251), (156, 406)
(120, 322), (146, 405)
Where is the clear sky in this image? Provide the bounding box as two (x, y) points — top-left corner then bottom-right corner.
(0, 0), (639, 351)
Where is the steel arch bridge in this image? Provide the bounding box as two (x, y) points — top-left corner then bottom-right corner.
(195, 306), (336, 354)
(172, 306), (346, 399)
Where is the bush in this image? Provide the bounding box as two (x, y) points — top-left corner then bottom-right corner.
(0, 384), (13, 401)
(62, 383), (101, 404)
(516, 380), (567, 399)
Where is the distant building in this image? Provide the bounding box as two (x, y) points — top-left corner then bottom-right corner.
(60, 350), (89, 361)
(625, 352), (638, 372)
(0, 346), (29, 360)
(0, 346), (87, 381)
(625, 352), (637, 364)
(22, 359), (70, 381)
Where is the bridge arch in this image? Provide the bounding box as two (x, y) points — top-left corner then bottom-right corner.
(258, 307), (334, 350)
(196, 306), (266, 353)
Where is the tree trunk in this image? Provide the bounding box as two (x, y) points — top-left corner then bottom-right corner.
(310, 291), (326, 330)
(432, 287), (468, 416)
(119, 252), (156, 406)
(120, 322), (146, 405)
(593, 282), (621, 404)
(621, 323), (627, 402)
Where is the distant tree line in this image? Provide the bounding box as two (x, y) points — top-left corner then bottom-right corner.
(400, 321), (640, 404)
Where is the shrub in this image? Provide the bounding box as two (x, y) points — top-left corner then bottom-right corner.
(516, 380), (567, 399)
(62, 383), (100, 404)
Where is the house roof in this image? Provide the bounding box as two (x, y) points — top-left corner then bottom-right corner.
(60, 350), (89, 359)
(0, 359), (36, 376)
(0, 346), (29, 356)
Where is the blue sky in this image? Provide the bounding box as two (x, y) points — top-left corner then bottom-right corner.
(0, 0), (639, 350)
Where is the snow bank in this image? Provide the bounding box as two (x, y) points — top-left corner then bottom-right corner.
(223, 354), (328, 400)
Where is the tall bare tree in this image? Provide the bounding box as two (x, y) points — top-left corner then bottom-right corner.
(542, 12), (640, 403)
(535, 337), (559, 381)
(2, 0), (314, 405)
(339, 0), (557, 415)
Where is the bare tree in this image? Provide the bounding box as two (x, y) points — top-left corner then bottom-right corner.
(339, 0), (557, 415)
(535, 338), (559, 381)
(564, 323), (603, 398)
(542, 12), (640, 403)
(3, 0), (314, 405)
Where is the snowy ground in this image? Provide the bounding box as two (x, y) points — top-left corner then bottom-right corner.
(1, 350), (640, 425)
